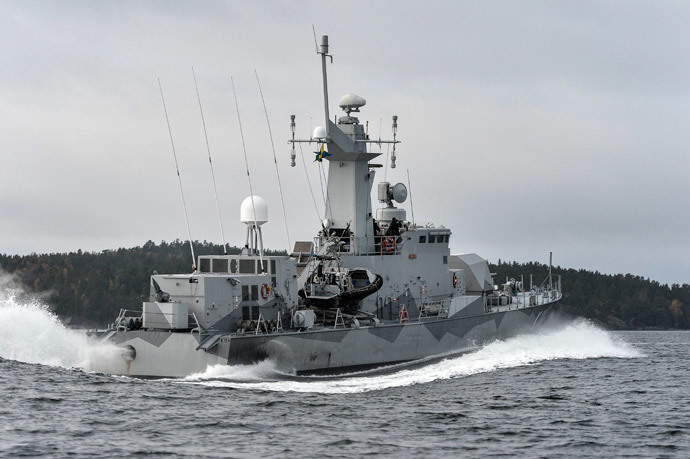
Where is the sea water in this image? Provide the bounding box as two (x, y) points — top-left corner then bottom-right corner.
(1, 277), (688, 457)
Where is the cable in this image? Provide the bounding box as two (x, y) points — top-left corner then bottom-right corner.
(231, 76), (264, 271)
(157, 78), (196, 272)
(298, 143), (322, 223)
(255, 69), (291, 251)
(192, 67), (228, 254)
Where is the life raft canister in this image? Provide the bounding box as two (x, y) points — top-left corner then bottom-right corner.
(261, 283), (270, 299)
(383, 237), (395, 253)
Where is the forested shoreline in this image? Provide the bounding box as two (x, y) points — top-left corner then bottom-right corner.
(1, 240), (688, 329)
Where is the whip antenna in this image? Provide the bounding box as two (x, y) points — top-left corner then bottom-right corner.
(231, 76), (265, 271)
(192, 67), (228, 254)
(312, 25), (319, 53)
(255, 69), (291, 251)
(407, 168), (416, 227)
(158, 78), (196, 272)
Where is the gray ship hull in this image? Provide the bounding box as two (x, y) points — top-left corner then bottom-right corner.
(100, 301), (557, 378)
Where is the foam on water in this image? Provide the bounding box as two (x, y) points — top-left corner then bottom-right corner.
(0, 274), (120, 371)
(184, 359), (285, 382)
(182, 319), (643, 394)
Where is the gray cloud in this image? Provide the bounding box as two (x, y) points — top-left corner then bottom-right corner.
(1, 0), (688, 285)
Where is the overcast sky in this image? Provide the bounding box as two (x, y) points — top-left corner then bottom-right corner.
(1, 0), (689, 285)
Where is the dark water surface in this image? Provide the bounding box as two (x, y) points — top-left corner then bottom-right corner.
(1, 294), (688, 457)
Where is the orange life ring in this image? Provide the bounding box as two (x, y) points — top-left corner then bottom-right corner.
(453, 273), (458, 289)
(383, 237), (395, 253)
(399, 307), (408, 323)
(261, 283), (270, 299)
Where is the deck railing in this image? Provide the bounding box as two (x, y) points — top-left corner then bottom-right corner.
(484, 274), (562, 312)
(111, 308), (201, 331)
(313, 234), (404, 256)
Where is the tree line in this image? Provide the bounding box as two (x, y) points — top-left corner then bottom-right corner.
(491, 260), (689, 329)
(1, 241), (687, 329)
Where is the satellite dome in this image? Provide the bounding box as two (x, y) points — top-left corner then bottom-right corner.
(312, 126), (327, 139)
(240, 196), (268, 225)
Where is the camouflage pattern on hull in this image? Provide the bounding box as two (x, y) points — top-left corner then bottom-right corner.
(233, 302), (556, 373)
(103, 302), (556, 378)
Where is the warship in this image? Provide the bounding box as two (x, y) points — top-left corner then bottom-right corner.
(96, 36), (562, 377)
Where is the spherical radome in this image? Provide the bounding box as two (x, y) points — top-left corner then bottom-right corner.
(240, 196), (268, 225)
(312, 126), (327, 139)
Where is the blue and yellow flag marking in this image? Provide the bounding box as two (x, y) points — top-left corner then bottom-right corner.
(314, 143), (331, 162)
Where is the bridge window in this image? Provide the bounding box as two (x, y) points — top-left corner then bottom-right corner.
(240, 259), (255, 274)
(429, 235), (436, 243)
(199, 258), (211, 273)
(419, 235), (426, 243)
(212, 259), (228, 273)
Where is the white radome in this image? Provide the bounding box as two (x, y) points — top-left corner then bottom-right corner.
(312, 126), (327, 139)
(338, 93), (366, 112)
(240, 196), (268, 225)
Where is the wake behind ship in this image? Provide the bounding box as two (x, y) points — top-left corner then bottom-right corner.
(93, 35), (562, 378)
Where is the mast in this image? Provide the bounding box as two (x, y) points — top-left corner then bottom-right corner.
(288, 35), (400, 255)
(319, 35), (331, 137)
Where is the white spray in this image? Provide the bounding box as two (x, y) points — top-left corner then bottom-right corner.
(0, 272), (120, 371)
(181, 319), (643, 394)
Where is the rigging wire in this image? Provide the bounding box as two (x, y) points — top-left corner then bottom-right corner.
(255, 69), (291, 252)
(192, 66), (228, 255)
(318, 159), (335, 229)
(317, 161), (327, 207)
(230, 76), (265, 272)
(157, 78), (196, 271)
(298, 143), (322, 223)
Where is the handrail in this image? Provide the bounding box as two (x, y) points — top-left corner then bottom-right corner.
(483, 277), (562, 312)
(113, 308), (201, 330)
